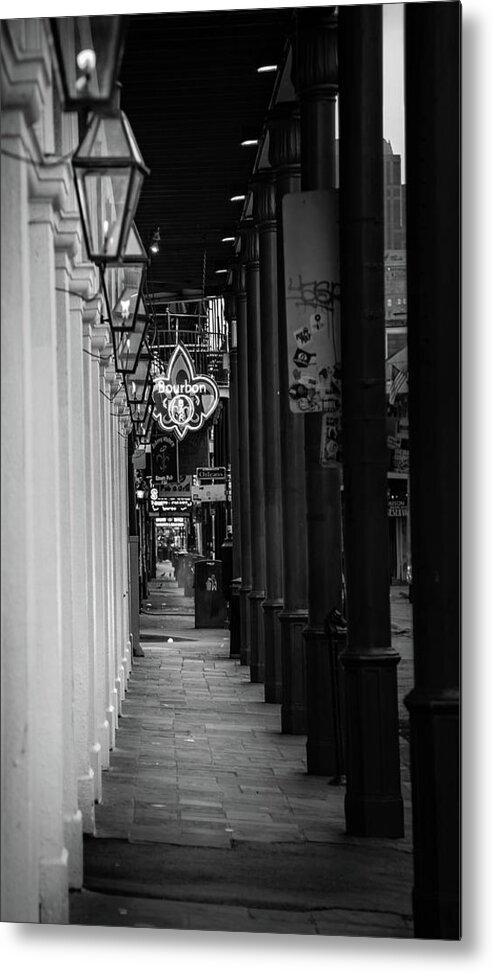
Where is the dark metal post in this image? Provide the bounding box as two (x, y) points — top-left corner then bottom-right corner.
(233, 261), (252, 665)
(224, 289), (242, 659)
(241, 220), (266, 683)
(404, 1), (461, 938)
(338, 3), (404, 837)
(252, 171), (284, 703)
(267, 101), (308, 733)
(292, 6), (343, 773)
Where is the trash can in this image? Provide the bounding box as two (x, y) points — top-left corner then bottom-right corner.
(194, 560), (225, 628)
(176, 551), (201, 596)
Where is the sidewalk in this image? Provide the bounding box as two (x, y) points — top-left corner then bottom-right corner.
(70, 583), (414, 938)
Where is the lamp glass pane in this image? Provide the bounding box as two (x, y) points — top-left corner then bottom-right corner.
(76, 168), (132, 260)
(112, 313), (147, 374)
(110, 266), (145, 330)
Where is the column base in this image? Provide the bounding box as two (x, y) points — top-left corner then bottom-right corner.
(99, 719), (110, 770)
(78, 771), (96, 834)
(262, 598), (283, 703)
(342, 649), (404, 837)
(39, 847), (69, 924)
(304, 624), (344, 776)
(90, 741), (103, 802)
(279, 609), (308, 733)
(405, 687), (460, 939)
(239, 584), (252, 666)
(119, 664), (126, 702)
(229, 580), (241, 658)
(248, 589), (266, 683)
(63, 810), (83, 889)
(107, 702), (117, 750)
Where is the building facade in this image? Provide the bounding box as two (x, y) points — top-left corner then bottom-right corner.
(1, 19), (134, 922)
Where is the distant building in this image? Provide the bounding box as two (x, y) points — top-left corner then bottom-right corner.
(383, 138), (406, 250)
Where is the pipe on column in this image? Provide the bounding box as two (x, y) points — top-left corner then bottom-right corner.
(338, 2), (404, 838)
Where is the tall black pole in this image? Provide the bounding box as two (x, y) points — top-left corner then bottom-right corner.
(292, 6), (343, 774)
(241, 220), (266, 683)
(404, 1), (461, 939)
(252, 171), (284, 703)
(267, 101), (308, 733)
(338, 3), (404, 837)
(233, 261), (252, 666)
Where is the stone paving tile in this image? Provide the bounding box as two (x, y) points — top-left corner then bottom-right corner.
(91, 605), (414, 922)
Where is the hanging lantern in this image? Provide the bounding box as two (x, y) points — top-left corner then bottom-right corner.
(131, 398), (154, 446)
(111, 301), (148, 374)
(101, 223), (149, 331)
(123, 342), (152, 405)
(72, 104), (149, 265)
(49, 16), (126, 112)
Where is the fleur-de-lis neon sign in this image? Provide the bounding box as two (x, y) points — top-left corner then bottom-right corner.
(151, 342), (219, 441)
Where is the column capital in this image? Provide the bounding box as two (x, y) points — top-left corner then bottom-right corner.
(291, 6), (338, 99)
(68, 262), (100, 310)
(0, 19), (51, 126)
(229, 258), (246, 299)
(83, 316), (111, 356)
(267, 101), (301, 175)
(53, 211), (82, 260)
(238, 218), (259, 269)
(251, 170), (277, 231)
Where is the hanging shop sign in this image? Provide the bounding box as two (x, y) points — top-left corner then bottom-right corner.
(154, 475), (192, 497)
(388, 498), (408, 517)
(150, 492), (192, 516)
(152, 435), (177, 481)
(192, 466), (227, 503)
(151, 343), (219, 441)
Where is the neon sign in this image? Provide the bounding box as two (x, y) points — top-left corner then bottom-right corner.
(151, 342), (219, 441)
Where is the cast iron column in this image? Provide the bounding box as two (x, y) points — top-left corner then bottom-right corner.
(241, 219), (266, 683)
(404, 1), (461, 939)
(267, 101), (308, 733)
(292, 6), (343, 772)
(252, 171), (284, 703)
(224, 288), (242, 658)
(338, 3), (404, 837)
(234, 260), (252, 665)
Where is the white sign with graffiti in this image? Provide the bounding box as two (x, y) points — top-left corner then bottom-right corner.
(283, 190), (342, 464)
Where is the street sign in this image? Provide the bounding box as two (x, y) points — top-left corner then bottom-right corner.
(196, 466), (226, 482)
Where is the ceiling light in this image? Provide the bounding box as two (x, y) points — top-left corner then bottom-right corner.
(221, 236), (235, 243)
(257, 65), (278, 74)
(230, 194), (246, 203)
(215, 269), (228, 275)
(241, 139), (259, 147)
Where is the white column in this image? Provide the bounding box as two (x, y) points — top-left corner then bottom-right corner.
(54, 225), (83, 890)
(69, 267), (98, 834)
(100, 359), (119, 746)
(1, 114), (39, 925)
(83, 316), (111, 785)
(28, 190), (69, 924)
(118, 410), (133, 686)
